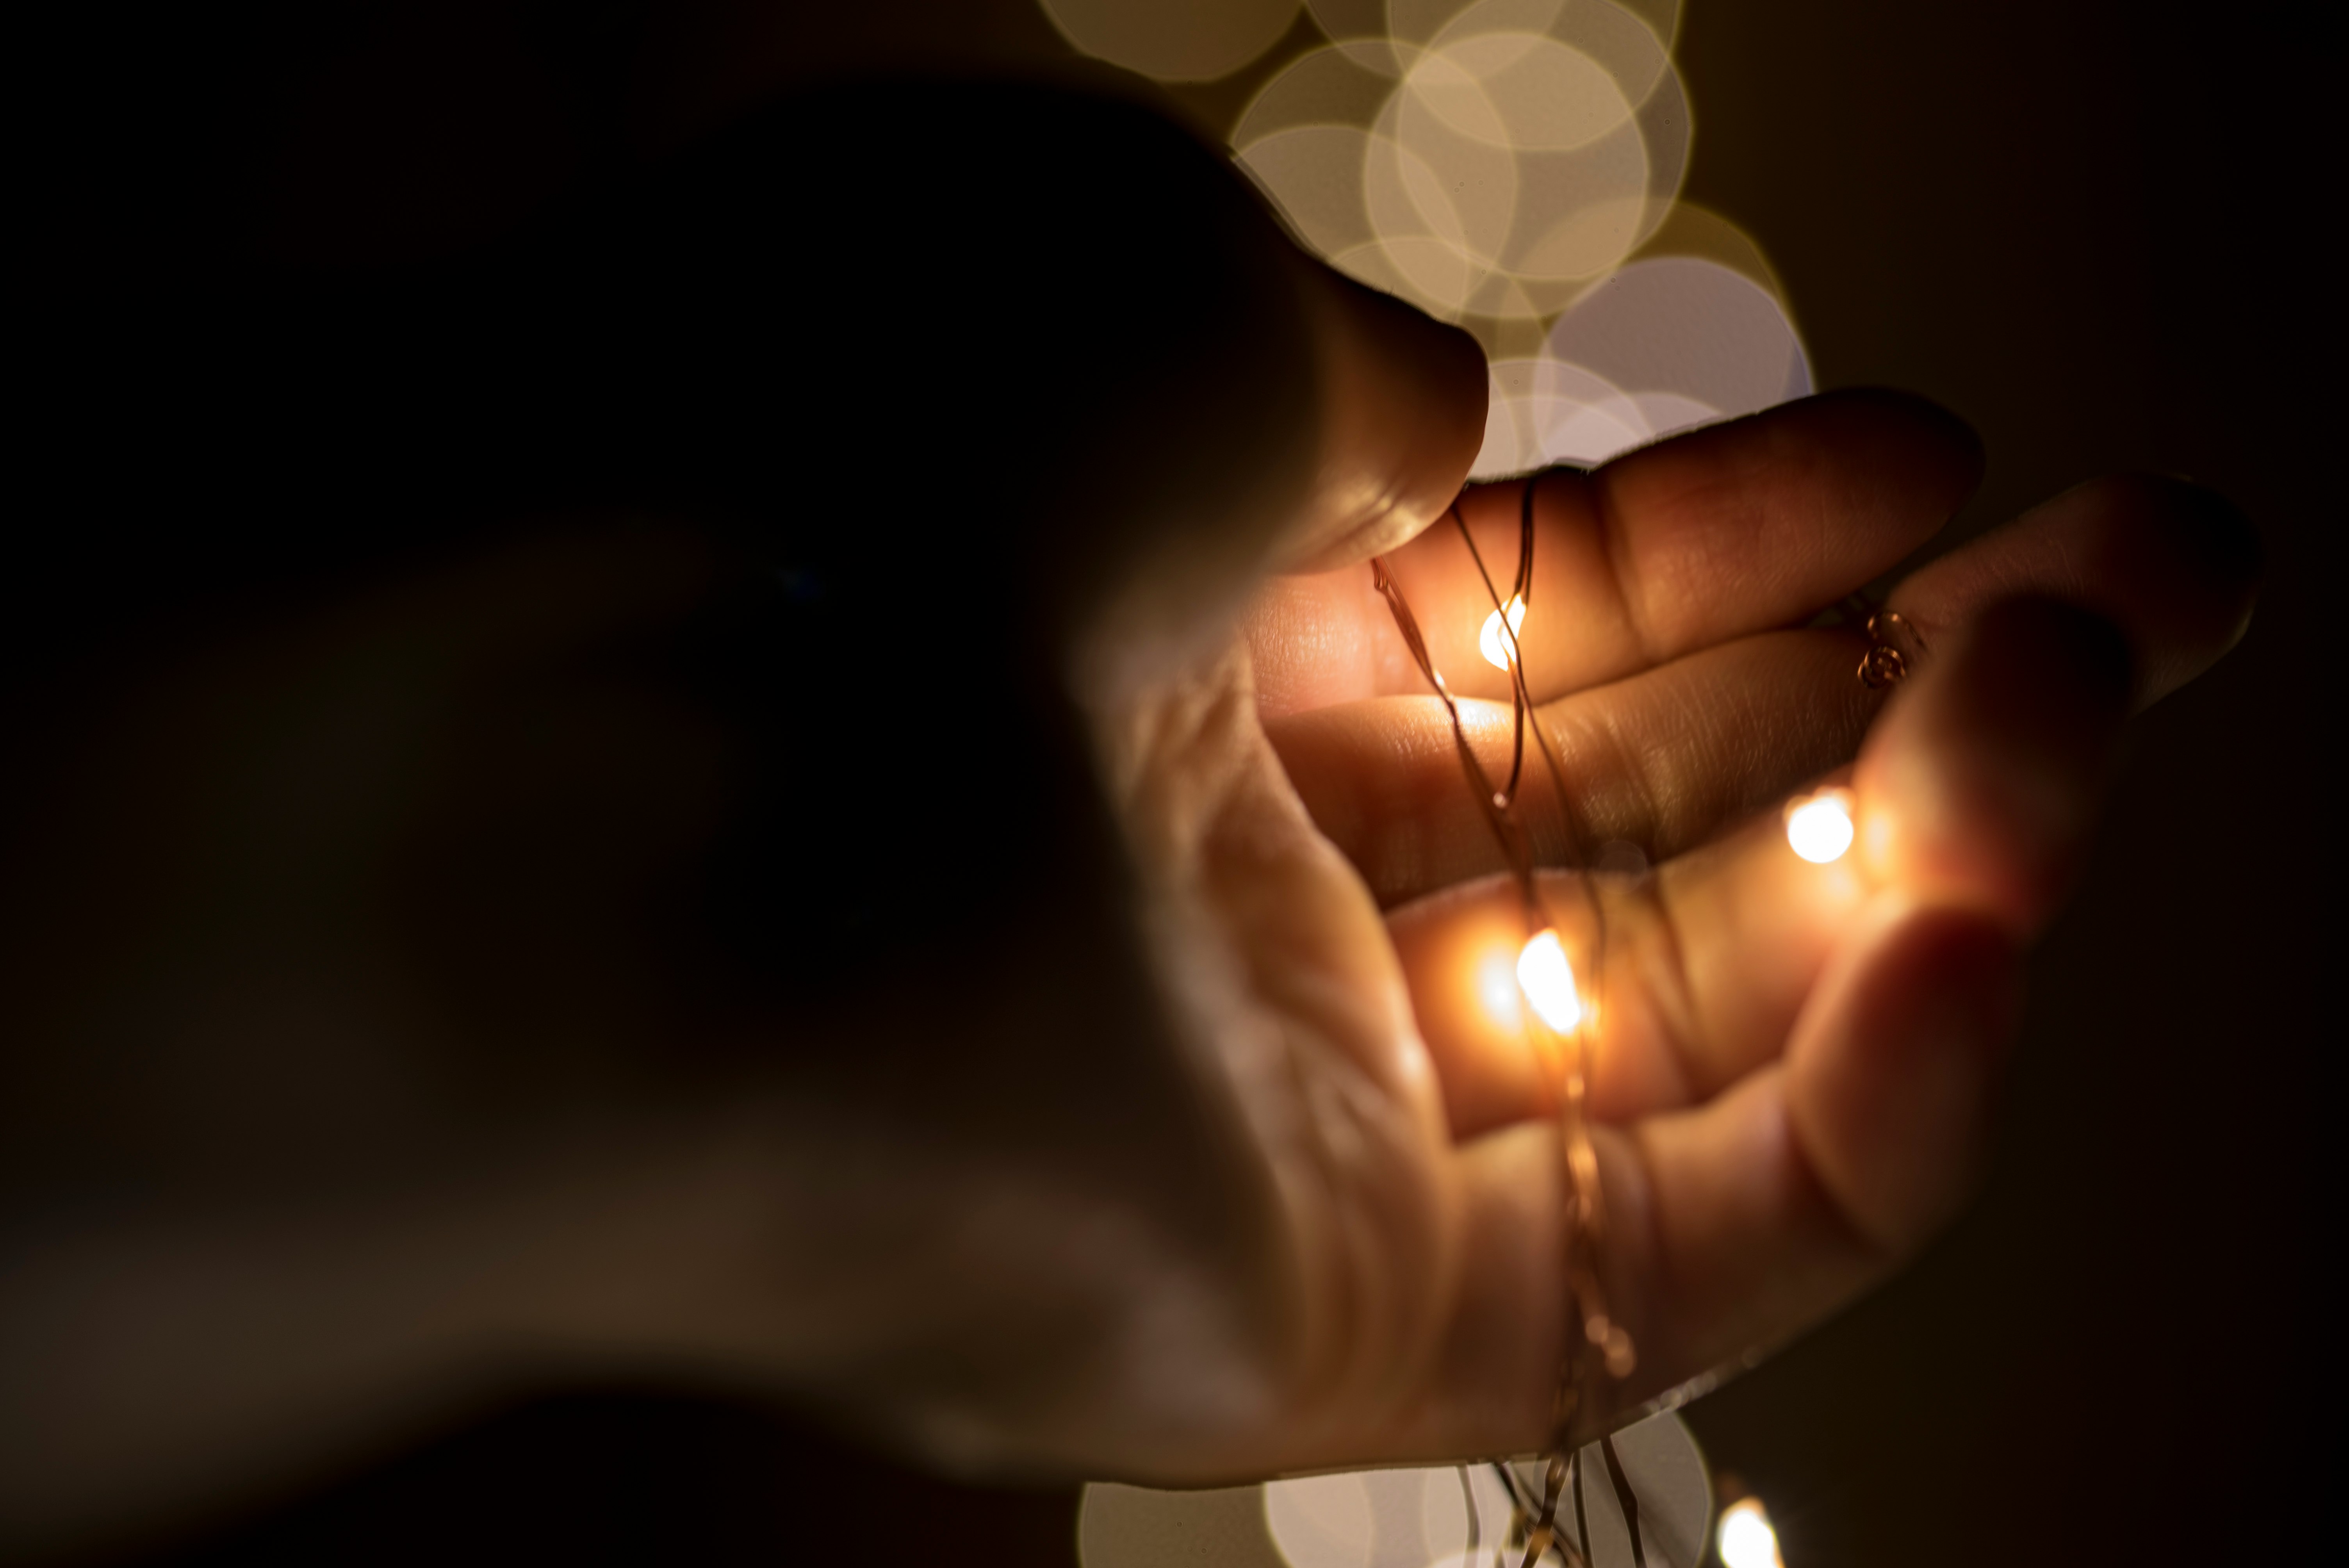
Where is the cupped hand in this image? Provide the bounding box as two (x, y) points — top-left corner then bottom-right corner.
(1060, 375), (2257, 1484)
(1201, 401), (2259, 1473)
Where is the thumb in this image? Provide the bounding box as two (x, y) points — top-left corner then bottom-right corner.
(1276, 262), (1490, 573)
(1067, 233), (1486, 702)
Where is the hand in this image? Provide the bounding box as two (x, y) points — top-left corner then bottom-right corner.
(1226, 412), (2258, 1471)
(0, 78), (2258, 1553)
(1032, 390), (2257, 1484)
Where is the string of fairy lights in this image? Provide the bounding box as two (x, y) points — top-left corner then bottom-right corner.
(1364, 491), (1896, 1568)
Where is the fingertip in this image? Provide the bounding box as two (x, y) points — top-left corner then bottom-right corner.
(1802, 386), (1986, 488)
(2136, 473), (2263, 592)
(2099, 473), (2263, 695)
(1889, 472), (2262, 709)
(1276, 267), (1488, 572)
(1763, 387), (1985, 513)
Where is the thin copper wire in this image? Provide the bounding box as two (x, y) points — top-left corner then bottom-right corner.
(1456, 497), (1533, 807)
(1449, 485), (1592, 864)
(1599, 1435), (1647, 1568)
(1371, 470), (1641, 1568)
(1370, 555), (1536, 915)
(1487, 1458), (1592, 1568)
(1572, 1450), (1592, 1565)
(1821, 592), (1929, 689)
(1859, 609), (1928, 689)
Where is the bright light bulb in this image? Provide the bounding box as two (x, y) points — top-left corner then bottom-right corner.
(1515, 929), (1582, 1033)
(1784, 788), (1855, 864)
(1717, 1498), (1782, 1568)
(1478, 595), (1527, 670)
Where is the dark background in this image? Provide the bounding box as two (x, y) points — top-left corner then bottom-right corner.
(29, 1), (2331, 1563)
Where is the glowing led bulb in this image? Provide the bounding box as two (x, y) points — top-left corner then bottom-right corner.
(1783, 788), (1855, 864)
(1515, 929), (1583, 1033)
(1716, 1497), (1783, 1568)
(1478, 595), (1527, 670)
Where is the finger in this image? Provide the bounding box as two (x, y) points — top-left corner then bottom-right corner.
(1644, 599), (2129, 1108)
(1603, 900), (2025, 1411)
(1274, 264), (1491, 572)
(1277, 629), (1877, 908)
(1385, 905), (2021, 1459)
(1634, 600), (2127, 1110)
(1388, 599), (2131, 1141)
(1246, 389), (1982, 718)
(1889, 473), (2259, 710)
(1782, 905), (2024, 1247)
(1275, 471), (2249, 910)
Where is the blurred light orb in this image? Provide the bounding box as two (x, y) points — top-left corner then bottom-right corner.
(1784, 788), (1855, 865)
(1477, 946), (1524, 1028)
(1718, 1497), (1784, 1568)
(1516, 928), (1583, 1032)
(1232, 43), (1402, 146)
(1238, 123), (1381, 258)
(1417, 32), (1631, 151)
(1042, 0), (1301, 82)
(1479, 594), (1527, 668)
(1080, 1410), (1709, 1566)
(1545, 255), (1810, 420)
(1263, 1470), (1373, 1567)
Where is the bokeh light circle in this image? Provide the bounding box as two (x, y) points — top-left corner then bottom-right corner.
(1545, 255), (1811, 417)
(1043, 0), (1303, 82)
(1075, 1410), (1710, 1567)
(1233, 43), (1411, 145)
(1474, 356), (1658, 474)
(1239, 124), (1383, 258)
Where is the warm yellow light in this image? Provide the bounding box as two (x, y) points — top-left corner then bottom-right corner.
(1478, 595), (1527, 670)
(1783, 788), (1855, 864)
(1478, 948), (1524, 1030)
(1717, 1498), (1782, 1568)
(1515, 929), (1582, 1032)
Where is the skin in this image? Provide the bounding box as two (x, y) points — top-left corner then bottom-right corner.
(2, 12), (2261, 1561)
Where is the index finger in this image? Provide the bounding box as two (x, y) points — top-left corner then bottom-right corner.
(1246, 390), (1983, 718)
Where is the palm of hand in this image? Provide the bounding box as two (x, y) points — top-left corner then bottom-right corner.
(1064, 396), (2252, 1484)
